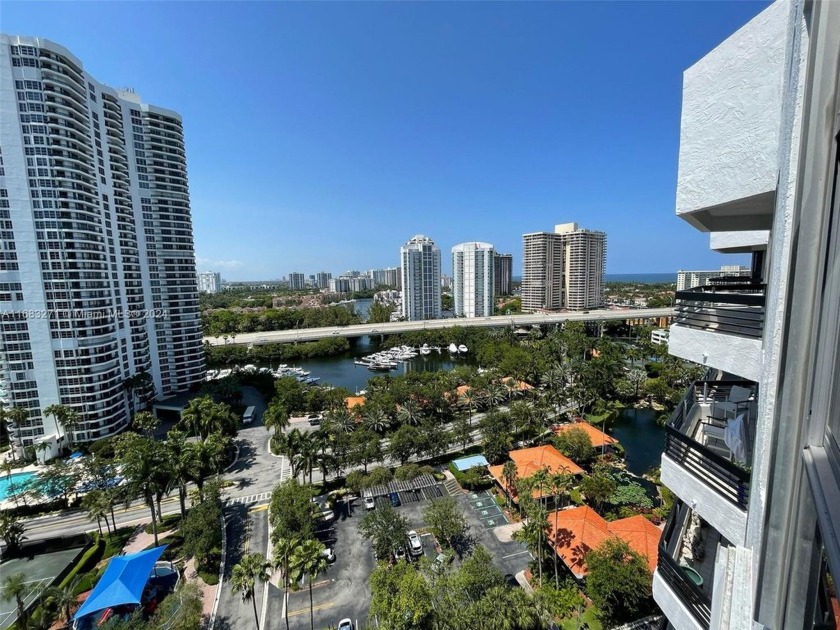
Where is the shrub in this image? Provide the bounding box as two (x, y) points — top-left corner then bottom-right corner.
(346, 470), (367, 494)
(58, 536), (105, 590)
(394, 464), (423, 481)
(367, 466), (394, 487)
(448, 463), (492, 491)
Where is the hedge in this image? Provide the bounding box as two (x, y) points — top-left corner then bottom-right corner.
(58, 536), (105, 590)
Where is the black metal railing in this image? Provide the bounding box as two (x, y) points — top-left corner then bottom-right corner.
(675, 283), (766, 339)
(665, 380), (753, 509)
(658, 504), (712, 628)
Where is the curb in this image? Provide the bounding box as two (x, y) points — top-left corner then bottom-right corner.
(222, 444), (241, 473)
(209, 514), (228, 629)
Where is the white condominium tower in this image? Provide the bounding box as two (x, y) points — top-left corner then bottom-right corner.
(653, 1), (840, 627)
(452, 242), (494, 318)
(197, 271), (222, 294)
(400, 234), (441, 321)
(675, 264), (751, 291)
(0, 36), (205, 447)
(521, 223), (606, 313)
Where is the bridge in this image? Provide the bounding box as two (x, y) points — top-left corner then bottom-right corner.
(203, 307), (675, 346)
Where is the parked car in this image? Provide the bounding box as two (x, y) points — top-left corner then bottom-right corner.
(364, 496), (376, 510)
(389, 492), (401, 507)
(321, 547), (336, 563)
(307, 413), (322, 425)
(407, 530), (423, 556)
(338, 619), (353, 630)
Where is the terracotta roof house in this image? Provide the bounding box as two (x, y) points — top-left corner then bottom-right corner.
(501, 377), (534, 392)
(545, 506), (661, 580)
(488, 445), (585, 501)
(553, 421), (619, 449)
(344, 396), (366, 410)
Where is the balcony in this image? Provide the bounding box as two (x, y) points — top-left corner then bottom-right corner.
(662, 380), (755, 545)
(669, 280), (765, 382)
(654, 501), (730, 630)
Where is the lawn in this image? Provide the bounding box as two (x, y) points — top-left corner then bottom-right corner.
(560, 605), (603, 630)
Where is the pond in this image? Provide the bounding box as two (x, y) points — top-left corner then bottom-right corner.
(611, 407), (665, 475)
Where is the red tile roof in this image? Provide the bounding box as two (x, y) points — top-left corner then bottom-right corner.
(553, 421), (619, 449)
(488, 445), (584, 500)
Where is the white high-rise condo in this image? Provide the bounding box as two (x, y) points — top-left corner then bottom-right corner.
(652, 1), (840, 628)
(451, 242), (494, 318)
(288, 272), (305, 290)
(400, 234), (441, 321)
(197, 271), (222, 294)
(676, 265), (751, 291)
(521, 223), (606, 313)
(0, 36), (205, 448)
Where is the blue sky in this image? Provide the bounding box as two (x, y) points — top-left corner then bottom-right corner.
(4, 1), (770, 280)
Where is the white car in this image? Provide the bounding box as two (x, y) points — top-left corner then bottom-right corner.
(338, 620), (353, 630)
(407, 530), (423, 556)
(364, 496), (376, 510)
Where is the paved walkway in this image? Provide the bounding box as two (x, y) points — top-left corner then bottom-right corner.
(184, 557), (218, 618)
(122, 527), (176, 554)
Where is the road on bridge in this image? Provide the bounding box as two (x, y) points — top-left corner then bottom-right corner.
(204, 307), (675, 346)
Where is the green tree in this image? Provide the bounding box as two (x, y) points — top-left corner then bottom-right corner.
(363, 406), (391, 434)
(396, 400), (422, 427)
(585, 538), (653, 625)
(47, 576), (82, 626)
(290, 539), (329, 630)
(166, 429), (197, 519)
(580, 465), (617, 512)
(180, 396), (237, 441)
(423, 497), (469, 550)
(231, 553), (272, 630)
(263, 401), (290, 438)
(82, 490), (113, 536)
(451, 416), (473, 452)
(272, 536), (301, 630)
(43, 403), (70, 447)
(552, 427), (595, 466)
(388, 424), (419, 466)
(501, 460), (518, 509)
(348, 428), (383, 474)
(453, 545), (504, 601)
(132, 411), (159, 437)
(2, 573), (31, 629)
(368, 301), (395, 324)
(269, 479), (316, 542)
(0, 512), (26, 556)
(181, 485), (223, 568)
(114, 433), (169, 546)
(369, 559), (432, 630)
(358, 503), (410, 561)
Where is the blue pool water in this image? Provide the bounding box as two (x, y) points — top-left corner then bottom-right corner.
(0, 471), (37, 501)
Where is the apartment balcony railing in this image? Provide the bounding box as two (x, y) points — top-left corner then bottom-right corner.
(658, 502), (713, 628)
(674, 281), (766, 339)
(664, 380), (755, 509)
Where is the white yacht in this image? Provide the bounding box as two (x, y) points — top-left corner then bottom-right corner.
(448, 343), (458, 354)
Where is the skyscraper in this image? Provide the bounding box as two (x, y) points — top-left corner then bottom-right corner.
(400, 235), (441, 321)
(197, 272), (222, 294)
(493, 252), (513, 296)
(315, 271), (332, 289)
(0, 36), (204, 446)
(521, 223), (606, 313)
(288, 272), (305, 290)
(452, 242), (494, 318)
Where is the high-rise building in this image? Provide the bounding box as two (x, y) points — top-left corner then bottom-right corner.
(452, 242), (494, 318)
(653, 1), (840, 627)
(288, 272), (305, 290)
(493, 253), (513, 296)
(521, 223), (606, 313)
(400, 234), (441, 321)
(349, 276), (372, 292)
(315, 272), (332, 289)
(521, 232), (564, 313)
(328, 277), (350, 293)
(197, 272), (222, 294)
(676, 265), (750, 291)
(371, 267), (400, 289)
(0, 36), (204, 446)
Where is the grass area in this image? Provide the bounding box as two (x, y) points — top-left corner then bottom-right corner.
(160, 533), (186, 560)
(144, 513), (182, 534)
(560, 606), (603, 630)
(103, 526), (138, 559)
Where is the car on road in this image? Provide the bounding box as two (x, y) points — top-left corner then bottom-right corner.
(389, 492), (401, 507)
(307, 413), (322, 425)
(338, 619), (354, 630)
(407, 530), (423, 557)
(364, 496), (376, 510)
(321, 547), (336, 563)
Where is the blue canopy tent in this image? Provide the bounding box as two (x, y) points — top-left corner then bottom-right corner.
(73, 545), (167, 621)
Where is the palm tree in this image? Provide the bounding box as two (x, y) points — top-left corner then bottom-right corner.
(48, 576), (81, 626)
(501, 461), (518, 510)
(273, 536), (300, 630)
(325, 408), (355, 435)
(291, 539), (329, 630)
(263, 401), (290, 438)
(115, 433), (169, 546)
(508, 401), (534, 440)
(547, 471), (573, 587)
(463, 387), (478, 426)
(133, 411), (159, 437)
(231, 553), (272, 630)
(396, 400), (422, 427)
(2, 573), (30, 629)
(0, 512), (26, 555)
(486, 382), (508, 413)
(363, 406), (391, 433)
(62, 409), (81, 450)
(82, 489), (112, 536)
(42, 403), (68, 445)
(166, 429), (197, 519)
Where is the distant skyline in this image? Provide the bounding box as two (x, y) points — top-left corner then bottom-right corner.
(3, 1), (770, 279)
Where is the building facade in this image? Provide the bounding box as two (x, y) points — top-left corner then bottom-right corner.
(0, 36), (205, 446)
(521, 232), (564, 313)
(370, 266), (400, 289)
(197, 271), (221, 294)
(493, 252), (513, 296)
(451, 242), (494, 318)
(288, 272), (305, 290)
(676, 265), (750, 291)
(400, 234), (441, 321)
(554, 222), (606, 311)
(653, 1), (840, 628)
(315, 271), (332, 289)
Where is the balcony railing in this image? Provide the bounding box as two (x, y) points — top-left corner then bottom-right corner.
(664, 380), (753, 509)
(658, 503), (712, 628)
(674, 282), (765, 339)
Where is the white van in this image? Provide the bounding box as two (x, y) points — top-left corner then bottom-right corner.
(242, 406), (256, 424)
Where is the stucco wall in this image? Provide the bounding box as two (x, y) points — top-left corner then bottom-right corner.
(668, 325), (763, 383)
(710, 231), (770, 253)
(676, 1), (787, 232)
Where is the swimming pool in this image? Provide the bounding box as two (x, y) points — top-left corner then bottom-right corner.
(0, 471), (37, 501)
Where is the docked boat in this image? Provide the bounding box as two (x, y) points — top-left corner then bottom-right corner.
(458, 344), (468, 353)
(420, 344), (431, 356)
(368, 362), (395, 372)
(448, 343), (458, 354)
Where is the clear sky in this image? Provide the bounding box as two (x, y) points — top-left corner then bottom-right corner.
(4, 1), (770, 281)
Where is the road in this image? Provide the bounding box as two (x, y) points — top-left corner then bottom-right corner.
(204, 307), (675, 345)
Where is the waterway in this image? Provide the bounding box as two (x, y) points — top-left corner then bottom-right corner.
(612, 407), (663, 475)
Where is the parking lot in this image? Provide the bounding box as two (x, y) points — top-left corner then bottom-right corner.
(283, 483), (532, 630)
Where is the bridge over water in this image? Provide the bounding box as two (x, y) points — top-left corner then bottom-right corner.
(203, 307), (675, 346)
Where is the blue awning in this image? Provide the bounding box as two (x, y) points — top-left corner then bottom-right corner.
(452, 455), (489, 471)
(74, 545), (167, 620)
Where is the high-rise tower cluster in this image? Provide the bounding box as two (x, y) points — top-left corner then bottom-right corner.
(0, 35), (205, 447)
